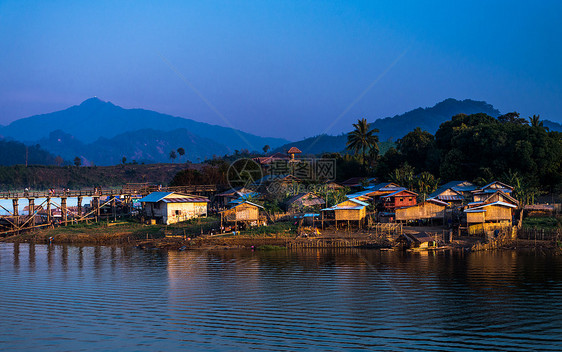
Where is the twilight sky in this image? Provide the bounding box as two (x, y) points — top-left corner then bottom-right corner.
(1, 0), (561, 140)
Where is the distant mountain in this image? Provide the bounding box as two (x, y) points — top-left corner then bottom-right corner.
(543, 120), (562, 132)
(275, 98), (502, 154)
(38, 128), (231, 165)
(0, 97), (288, 149)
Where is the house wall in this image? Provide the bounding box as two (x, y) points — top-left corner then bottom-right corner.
(385, 193), (416, 210)
(335, 208), (365, 221)
(466, 211), (486, 224)
(395, 202), (446, 221)
(163, 202), (207, 225)
(235, 204), (259, 221)
(223, 204), (260, 222)
(484, 205), (512, 222)
(144, 202), (166, 219)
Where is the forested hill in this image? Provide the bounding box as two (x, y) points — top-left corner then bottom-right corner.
(274, 98), (502, 154)
(0, 139), (59, 166)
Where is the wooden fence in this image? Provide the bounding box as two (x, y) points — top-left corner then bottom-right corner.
(517, 228), (562, 241)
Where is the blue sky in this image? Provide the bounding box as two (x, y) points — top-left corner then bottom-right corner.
(1, 0), (561, 140)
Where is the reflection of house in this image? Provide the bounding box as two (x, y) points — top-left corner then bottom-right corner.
(285, 192), (325, 212)
(381, 189), (417, 211)
(395, 199), (448, 223)
(139, 192), (209, 225)
(428, 181), (476, 205)
(220, 201), (264, 226)
(321, 198), (368, 228)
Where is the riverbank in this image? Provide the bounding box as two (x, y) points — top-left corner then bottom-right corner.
(2, 220), (560, 253)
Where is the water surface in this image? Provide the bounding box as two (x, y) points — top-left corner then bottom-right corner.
(1, 244), (561, 351)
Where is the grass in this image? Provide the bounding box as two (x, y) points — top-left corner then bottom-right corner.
(241, 222), (297, 238)
(523, 216), (561, 230)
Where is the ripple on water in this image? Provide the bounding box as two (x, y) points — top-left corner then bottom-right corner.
(1, 244), (561, 351)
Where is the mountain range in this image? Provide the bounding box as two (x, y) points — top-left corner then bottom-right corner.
(0, 98), (288, 165)
(274, 98), (562, 154)
(1, 97), (560, 166)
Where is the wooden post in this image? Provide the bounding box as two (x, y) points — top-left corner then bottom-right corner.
(61, 197), (67, 224)
(46, 197), (51, 224)
(12, 198), (19, 230)
(28, 198), (35, 227)
(77, 196), (82, 218)
(93, 196), (100, 221)
(111, 196), (116, 221)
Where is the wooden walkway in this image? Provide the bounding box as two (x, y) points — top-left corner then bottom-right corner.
(0, 184), (218, 235)
(0, 185), (217, 200)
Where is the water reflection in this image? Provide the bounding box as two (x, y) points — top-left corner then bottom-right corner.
(0, 243), (561, 351)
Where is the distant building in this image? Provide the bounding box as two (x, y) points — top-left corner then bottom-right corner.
(215, 187), (257, 207)
(287, 146), (302, 160)
(285, 192), (325, 212)
(139, 192), (209, 225)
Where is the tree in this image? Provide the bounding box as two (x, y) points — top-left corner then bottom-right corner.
(396, 127), (437, 173)
(415, 172), (439, 201)
(498, 112), (527, 125)
(169, 150), (177, 163)
(122, 156), (127, 165)
(529, 114), (543, 128)
(346, 118), (379, 171)
(389, 163), (415, 189)
(55, 155), (64, 167)
(177, 147), (185, 162)
(262, 145), (271, 154)
(73, 156), (81, 167)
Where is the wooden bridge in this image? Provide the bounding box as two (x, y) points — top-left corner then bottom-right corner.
(0, 184), (218, 235)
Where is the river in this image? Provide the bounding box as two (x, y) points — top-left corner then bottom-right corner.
(1, 243), (561, 351)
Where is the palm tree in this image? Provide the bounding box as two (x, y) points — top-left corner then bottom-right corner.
(416, 172), (439, 201)
(529, 114), (543, 127)
(346, 118), (379, 171)
(177, 147), (185, 162)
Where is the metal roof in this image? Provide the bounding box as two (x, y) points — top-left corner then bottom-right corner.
(163, 197), (209, 203)
(233, 201), (264, 209)
(466, 201), (518, 211)
(381, 188), (417, 198)
(321, 198), (369, 211)
(435, 195), (464, 201)
(366, 182), (400, 191)
(138, 192), (173, 203)
(481, 181), (514, 190)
